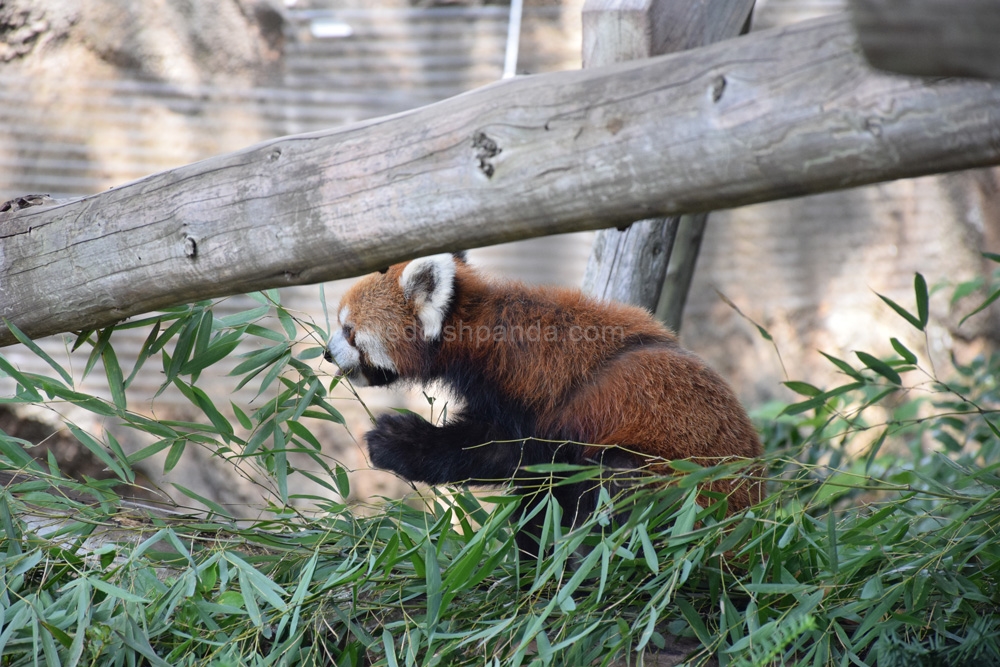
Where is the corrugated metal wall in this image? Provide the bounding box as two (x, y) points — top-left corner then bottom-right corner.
(0, 1), (593, 506)
(2, 5), (570, 198)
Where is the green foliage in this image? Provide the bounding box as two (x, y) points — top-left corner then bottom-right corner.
(1, 274), (999, 666)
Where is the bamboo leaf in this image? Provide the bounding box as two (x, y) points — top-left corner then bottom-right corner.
(105, 432), (133, 484)
(26, 376), (117, 417)
(784, 381), (822, 397)
(855, 351), (902, 385)
(66, 423), (128, 482)
(228, 552), (287, 610)
(83, 327), (114, 380)
(127, 438), (174, 465)
(950, 277), (984, 305)
(291, 378), (322, 422)
(889, 337), (918, 365)
(255, 351), (291, 397)
(3, 319), (73, 385)
(192, 309), (215, 362)
(334, 465), (351, 498)
(819, 351), (864, 380)
(959, 286), (1000, 327)
(172, 483), (233, 520)
(278, 308), (297, 340)
(218, 305), (270, 328)
(245, 323), (286, 342)
(230, 343), (288, 380)
(636, 523), (659, 574)
(713, 516), (756, 557)
(180, 332), (242, 377)
(780, 381), (866, 416)
(237, 571), (263, 628)
(284, 551), (318, 640)
(149, 316), (188, 355)
(382, 630), (400, 667)
(163, 440), (186, 474)
(676, 598), (712, 646)
(125, 320), (161, 389)
(670, 492), (699, 540)
(231, 402), (253, 430)
(984, 418), (1000, 441)
(297, 346), (324, 360)
(424, 539), (443, 630)
(164, 314), (200, 386)
(88, 576), (150, 604)
(914, 273), (929, 329)
(0, 354), (43, 402)
(102, 344), (127, 411)
(273, 421), (288, 504)
(0, 434), (43, 472)
(876, 292), (923, 330)
(864, 429), (889, 473)
(287, 420), (321, 451)
(171, 379), (233, 439)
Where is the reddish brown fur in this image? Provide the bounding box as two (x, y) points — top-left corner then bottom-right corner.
(335, 257), (762, 513)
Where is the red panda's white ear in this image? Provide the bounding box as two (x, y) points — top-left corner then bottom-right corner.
(400, 253), (456, 340)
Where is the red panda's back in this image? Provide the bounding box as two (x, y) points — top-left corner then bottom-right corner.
(543, 342), (763, 511)
(445, 271), (677, 415)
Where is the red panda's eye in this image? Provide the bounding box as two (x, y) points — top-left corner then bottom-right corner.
(342, 324), (355, 345)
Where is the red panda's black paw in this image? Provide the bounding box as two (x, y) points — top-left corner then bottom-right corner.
(365, 412), (434, 480)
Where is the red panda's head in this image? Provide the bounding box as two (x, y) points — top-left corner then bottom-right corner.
(324, 253), (460, 386)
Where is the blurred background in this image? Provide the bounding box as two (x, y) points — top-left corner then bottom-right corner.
(2, 0), (998, 510)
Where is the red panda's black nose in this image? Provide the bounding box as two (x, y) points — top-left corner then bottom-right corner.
(323, 347), (334, 363)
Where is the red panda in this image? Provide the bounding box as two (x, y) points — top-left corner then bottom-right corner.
(325, 252), (762, 553)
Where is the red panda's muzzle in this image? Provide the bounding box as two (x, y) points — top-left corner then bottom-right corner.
(325, 328), (400, 387)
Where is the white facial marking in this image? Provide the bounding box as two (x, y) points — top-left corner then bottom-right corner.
(326, 328), (368, 386)
(327, 329), (360, 369)
(399, 253), (456, 341)
(338, 305), (350, 325)
(354, 330), (397, 373)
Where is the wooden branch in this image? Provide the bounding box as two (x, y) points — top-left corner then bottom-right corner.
(850, 0), (1000, 79)
(580, 0), (754, 310)
(582, 0), (754, 67)
(4, 14), (1000, 346)
(656, 212), (707, 332)
(583, 216), (680, 306)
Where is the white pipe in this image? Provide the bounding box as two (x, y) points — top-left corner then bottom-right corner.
(503, 0), (524, 79)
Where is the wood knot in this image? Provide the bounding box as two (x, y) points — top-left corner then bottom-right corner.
(710, 75), (727, 103)
(472, 131), (501, 178)
(0, 194), (57, 212)
(864, 117), (883, 137)
(183, 235), (198, 258)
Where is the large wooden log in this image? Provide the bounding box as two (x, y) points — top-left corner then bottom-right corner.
(580, 0), (754, 315)
(850, 0), (1000, 79)
(3, 14), (1000, 346)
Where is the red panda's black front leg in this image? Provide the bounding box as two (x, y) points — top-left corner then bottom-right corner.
(366, 412), (601, 560)
(365, 412), (559, 486)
